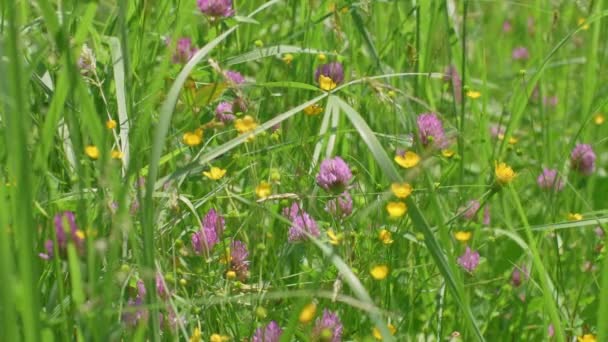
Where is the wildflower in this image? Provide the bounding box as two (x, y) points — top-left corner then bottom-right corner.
(190, 327), (202, 342)
(230, 240), (249, 280)
(444, 65), (462, 103)
(197, 0), (234, 19)
(490, 125), (505, 139)
(548, 324), (555, 338)
(483, 205), (491, 226)
(458, 200), (481, 221)
(203, 208), (225, 235)
(317, 53), (327, 62)
(537, 168), (565, 192)
(299, 303), (317, 324)
(595, 226), (604, 238)
(578, 334), (597, 342)
(225, 270), (237, 279)
(256, 181), (272, 199)
(502, 20), (512, 33)
(594, 113), (604, 125)
(106, 119), (117, 129)
(183, 130), (203, 146)
(378, 229), (394, 244)
(568, 213), (583, 221)
(370, 265), (389, 280)
(234, 115), (258, 134)
(171, 38), (198, 64)
(417, 113), (449, 149)
(315, 62), (344, 91)
(209, 334), (229, 342)
(457, 247), (480, 273)
(327, 229), (342, 245)
(511, 265), (529, 287)
(441, 149), (455, 158)
(111, 149), (124, 160)
(215, 101), (236, 123)
(78, 44), (96, 74)
(386, 201), (407, 218)
(390, 182), (412, 199)
(192, 226), (218, 255)
(225, 70), (245, 84)
(466, 90), (481, 99)
(454, 231), (472, 243)
(85, 145), (100, 160)
(394, 151), (420, 168)
(282, 53), (294, 64)
(312, 309), (343, 342)
(304, 104), (324, 116)
(39, 211), (85, 259)
(283, 203), (321, 242)
(508, 136), (518, 145)
(156, 273), (168, 300)
(571, 143), (596, 175)
(252, 321), (283, 342)
(203, 166), (227, 180)
(372, 323), (397, 340)
(578, 18), (590, 30)
(495, 162), (516, 185)
(512, 47), (530, 61)
(316, 156), (353, 192)
(325, 192), (353, 218)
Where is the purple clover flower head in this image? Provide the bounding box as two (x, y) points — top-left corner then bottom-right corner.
(547, 324), (555, 339)
(459, 200), (481, 221)
(283, 203), (321, 243)
(122, 280), (148, 327)
(595, 226), (605, 238)
(171, 38), (198, 64)
(316, 156), (353, 192)
(215, 101), (236, 122)
(40, 211), (84, 260)
(444, 65), (462, 103)
(325, 192), (353, 218)
(230, 240), (249, 280)
(511, 265), (529, 287)
(417, 113), (449, 149)
(203, 208), (225, 236)
(458, 247), (480, 273)
(197, 0), (234, 18)
(252, 321), (283, 342)
(571, 143), (596, 175)
(191, 226), (218, 255)
(156, 273), (168, 300)
(225, 70), (245, 85)
(537, 168), (565, 192)
(512, 47), (530, 61)
(490, 125), (505, 139)
(312, 309), (343, 342)
(315, 62), (345, 89)
(483, 205), (491, 226)
(502, 20), (512, 33)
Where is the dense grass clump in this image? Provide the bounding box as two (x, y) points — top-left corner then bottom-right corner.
(1, 0), (607, 341)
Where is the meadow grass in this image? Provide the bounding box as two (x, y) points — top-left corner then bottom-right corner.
(0, 0), (607, 341)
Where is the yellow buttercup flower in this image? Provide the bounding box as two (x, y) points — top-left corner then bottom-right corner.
(203, 167), (227, 180)
(508, 137), (518, 145)
(304, 104), (323, 116)
(106, 119), (117, 129)
(183, 130), (203, 146)
(225, 270), (237, 280)
(578, 18), (590, 30)
(391, 182), (413, 199)
(299, 302), (317, 324)
(282, 53), (294, 65)
(386, 201), (407, 218)
(370, 265), (389, 280)
(594, 113), (605, 125)
(327, 229), (342, 245)
(394, 151), (420, 168)
(441, 149), (455, 158)
(495, 162), (516, 185)
(111, 149), (123, 160)
(85, 145), (100, 160)
(466, 90), (481, 99)
(568, 213), (583, 221)
(209, 334), (229, 342)
(255, 181), (272, 198)
(454, 231), (472, 242)
(318, 75), (337, 91)
(234, 115), (258, 134)
(378, 229), (394, 244)
(578, 334), (596, 342)
(372, 323), (397, 340)
(190, 327), (202, 342)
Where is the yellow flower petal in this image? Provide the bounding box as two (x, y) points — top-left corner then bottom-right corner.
(386, 202), (407, 218)
(85, 145), (100, 160)
(327, 229), (342, 245)
(441, 149), (455, 158)
(454, 231), (472, 242)
(189, 327), (202, 342)
(390, 182), (413, 199)
(106, 119), (117, 129)
(495, 162), (516, 185)
(111, 149), (123, 160)
(209, 334), (229, 342)
(318, 74), (337, 91)
(594, 113), (605, 125)
(466, 90), (481, 99)
(370, 265), (389, 280)
(373, 323), (397, 340)
(394, 151), (420, 168)
(578, 18), (590, 30)
(234, 115), (258, 134)
(203, 167), (227, 180)
(304, 104), (323, 116)
(183, 131), (203, 146)
(578, 334), (597, 342)
(378, 229), (394, 245)
(568, 213), (583, 221)
(299, 302), (317, 324)
(255, 181), (272, 198)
